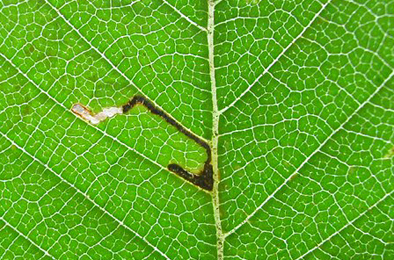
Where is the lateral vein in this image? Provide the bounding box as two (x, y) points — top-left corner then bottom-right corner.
(43, 0), (209, 144)
(219, 0), (332, 114)
(0, 132), (171, 260)
(225, 70), (394, 238)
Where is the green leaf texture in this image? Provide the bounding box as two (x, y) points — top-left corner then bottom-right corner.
(0, 0), (393, 259)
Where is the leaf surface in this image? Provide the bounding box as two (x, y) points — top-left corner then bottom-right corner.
(0, 0), (393, 259)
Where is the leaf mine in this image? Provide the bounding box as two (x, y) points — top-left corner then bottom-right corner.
(71, 103), (122, 125)
(72, 95), (214, 191)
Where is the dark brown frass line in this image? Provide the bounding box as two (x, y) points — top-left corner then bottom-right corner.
(122, 95), (213, 191)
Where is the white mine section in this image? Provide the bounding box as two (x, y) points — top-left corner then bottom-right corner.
(72, 104), (123, 124)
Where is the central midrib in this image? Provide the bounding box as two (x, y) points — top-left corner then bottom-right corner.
(207, 0), (225, 259)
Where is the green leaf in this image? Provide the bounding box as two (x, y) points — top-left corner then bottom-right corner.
(0, 0), (393, 259)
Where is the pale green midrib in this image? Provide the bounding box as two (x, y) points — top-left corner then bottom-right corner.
(225, 70), (394, 238)
(296, 190), (394, 260)
(43, 0), (210, 144)
(208, 0), (224, 259)
(0, 217), (56, 260)
(0, 52), (172, 259)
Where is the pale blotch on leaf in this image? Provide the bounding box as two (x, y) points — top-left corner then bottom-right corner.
(384, 146), (394, 159)
(348, 166), (357, 174)
(71, 103), (122, 124)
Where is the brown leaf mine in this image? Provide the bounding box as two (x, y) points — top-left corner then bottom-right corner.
(72, 95), (214, 191)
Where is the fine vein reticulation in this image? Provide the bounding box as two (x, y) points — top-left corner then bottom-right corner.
(123, 95), (214, 191)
